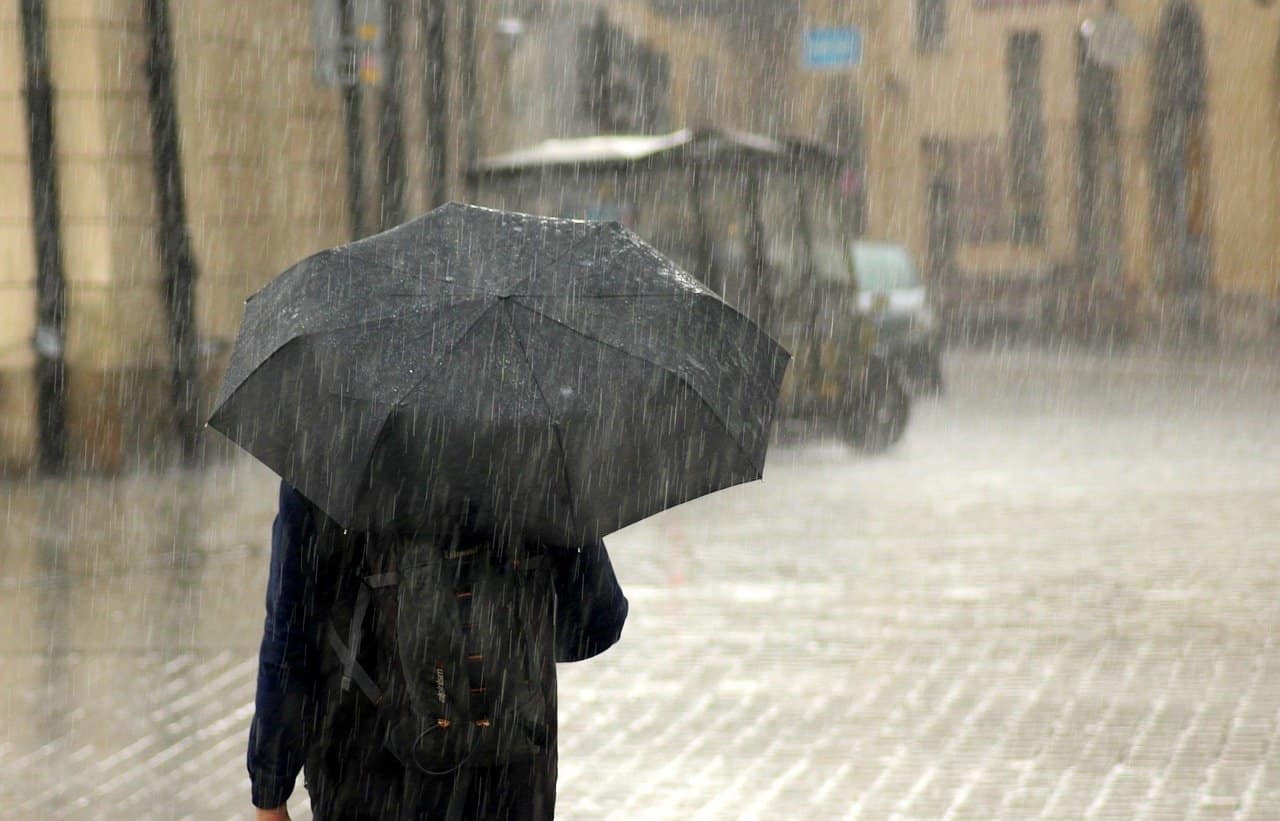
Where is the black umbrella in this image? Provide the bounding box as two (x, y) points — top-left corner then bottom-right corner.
(208, 203), (790, 544)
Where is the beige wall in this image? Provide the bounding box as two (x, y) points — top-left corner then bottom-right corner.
(606, 1), (762, 134)
(795, 0), (1101, 275)
(0, 1), (357, 469)
(789, 0), (1280, 334)
(1100, 0), (1280, 304)
(172, 3), (351, 351)
(0, 13), (38, 469)
(1181, 1), (1279, 296)
(484, 0), (772, 151)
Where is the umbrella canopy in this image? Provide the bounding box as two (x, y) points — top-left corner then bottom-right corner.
(208, 203), (790, 544)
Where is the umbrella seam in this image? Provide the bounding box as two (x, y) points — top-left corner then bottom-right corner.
(341, 248), (496, 296)
(496, 301), (582, 537)
(509, 243), (708, 299)
(209, 333), (307, 425)
(385, 298), (505, 408)
(507, 292), (705, 301)
(500, 225), (611, 296)
(341, 299), (508, 526)
(505, 298), (766, 477)
(211, 299), (497, 420)
(273, 299), (492, 346)
(342, 216), (596, 298)
(346, 230), (707, 300)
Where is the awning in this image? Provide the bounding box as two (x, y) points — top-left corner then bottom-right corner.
(471, 128), (841, 178)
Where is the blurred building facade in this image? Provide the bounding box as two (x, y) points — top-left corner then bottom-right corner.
(490, 0), (798, 141)
(0, 0), (1277, 470)
(494, 0), (1280, 344)
(785, 0), (1280, 343)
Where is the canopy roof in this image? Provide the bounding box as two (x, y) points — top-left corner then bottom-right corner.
(471, 128), (841, 178)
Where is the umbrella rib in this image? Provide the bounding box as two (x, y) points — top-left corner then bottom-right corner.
(509, 239), (708, 299)
(344, 299), (508, 520)
(384, 299), (505, 409)
(506, 300), (764, 476)
(495, 301), (581, 536)
(221, 298), (495, 412)
(501, 227), (614, 296)
(293, 299), (490, 342)
(509, 292), (703, 301)
(342, 248), (498, 296)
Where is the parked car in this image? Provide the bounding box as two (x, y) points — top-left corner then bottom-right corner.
(764, 235), (910, 451)
(850, 241), (943, 395)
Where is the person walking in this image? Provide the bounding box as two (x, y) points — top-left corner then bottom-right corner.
(209, 205), (785, 818)
(248, 481), (628, 820)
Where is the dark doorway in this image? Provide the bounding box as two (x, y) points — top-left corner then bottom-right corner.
(1150, 1), (1212, 328)
(1073, 29), (1127, 337)
(923, 139), (957, 287)
(915, 0), (947, 53)
(1007, 31), (1047, 245)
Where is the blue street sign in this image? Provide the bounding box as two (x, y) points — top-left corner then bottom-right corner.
(802, 27), (863, 71)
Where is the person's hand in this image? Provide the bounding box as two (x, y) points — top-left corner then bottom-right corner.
(256, 805), (290, 821)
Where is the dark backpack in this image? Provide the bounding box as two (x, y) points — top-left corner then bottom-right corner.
(314, 521), (558, 778)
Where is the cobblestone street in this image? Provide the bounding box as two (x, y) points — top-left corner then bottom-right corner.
(2, 344), (1279, 819)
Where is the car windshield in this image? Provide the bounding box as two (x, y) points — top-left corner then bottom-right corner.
(852, 243), (920, 291)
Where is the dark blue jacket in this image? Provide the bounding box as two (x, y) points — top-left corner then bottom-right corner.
(247, 482), (629, 809)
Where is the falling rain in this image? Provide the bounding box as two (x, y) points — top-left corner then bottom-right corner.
(3, 1), (1280, 818)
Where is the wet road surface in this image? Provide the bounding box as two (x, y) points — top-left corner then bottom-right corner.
(2, 343), (1278, 819)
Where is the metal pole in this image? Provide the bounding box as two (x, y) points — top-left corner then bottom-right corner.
(459, 0), (478, 197)
(421, 0), (448, 208)
(795, 180), (825, 389)
(339, 0), (368, 238)
(19, 0), (69, 473)
(582, 9), (616, 133)
(689, 165), (717, 293)
(144, 0), (202, 465)
(378, 0), (406, 229)
(745, 168), (771, 328)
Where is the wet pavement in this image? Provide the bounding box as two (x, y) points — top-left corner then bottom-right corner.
(2, 343), (1279, 819)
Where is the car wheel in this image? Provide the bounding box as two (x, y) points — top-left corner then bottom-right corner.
(922, 355), (944, 396)
(847, 359), (910, 453)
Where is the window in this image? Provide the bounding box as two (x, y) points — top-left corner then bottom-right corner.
(577, 13), (670, 133)
(1007, 31), (1047, 244)
(916, 0), (947, 53)
(954, 138), (1011, 244)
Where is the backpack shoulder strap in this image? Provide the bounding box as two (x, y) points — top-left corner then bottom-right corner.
(326, 569), (399, 702)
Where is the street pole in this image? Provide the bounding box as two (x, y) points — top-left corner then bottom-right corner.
(338, 0), (368, 239)
(745, 169), (772, 328)
(583, 9), (613, 133)
(689, 165), (717, 294)
(20, 0), (69, 473)
(144, 0), (202, 466)
(378, 0), (406, 229)
(421, 0), (448, 208)
(459, 0), (478, 197)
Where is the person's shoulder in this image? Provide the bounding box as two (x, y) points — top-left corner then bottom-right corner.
(278, 480), (307, 509)
(276, 481), (319, 529)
